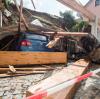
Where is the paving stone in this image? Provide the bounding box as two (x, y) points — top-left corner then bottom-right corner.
(0, 66), (61, 99)
(0, 74), (45, 98)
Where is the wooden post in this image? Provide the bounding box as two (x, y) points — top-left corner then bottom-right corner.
(13, 0), (29, 30)
(18, 0), (23, 32)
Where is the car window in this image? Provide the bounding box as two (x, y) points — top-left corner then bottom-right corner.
(26, 34), (47, 41)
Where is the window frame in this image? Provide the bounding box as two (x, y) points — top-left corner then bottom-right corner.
(95, 0), (100, 6)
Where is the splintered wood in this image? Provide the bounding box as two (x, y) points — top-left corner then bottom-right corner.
(0, 52), (67, 66)
(27, 59), (90, 99)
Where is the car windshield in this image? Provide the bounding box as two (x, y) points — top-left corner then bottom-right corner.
(26, 34), (47, 41)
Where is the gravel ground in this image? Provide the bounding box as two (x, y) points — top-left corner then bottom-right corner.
(74, 63), (100, 99)
(0, 63), (99, 99)
(0, 74), (45, 99)
(0, 65), (64, 99)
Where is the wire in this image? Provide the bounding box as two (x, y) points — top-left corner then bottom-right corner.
(31, 0), (36, 10)
(0, 38), (15, 50)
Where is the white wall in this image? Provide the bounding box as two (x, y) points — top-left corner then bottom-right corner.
(85, 0), (100, 41)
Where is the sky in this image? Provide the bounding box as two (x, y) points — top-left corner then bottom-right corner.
(17, 0), (89, 17)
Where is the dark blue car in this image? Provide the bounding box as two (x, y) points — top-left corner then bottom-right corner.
(16, 32), (54, 52)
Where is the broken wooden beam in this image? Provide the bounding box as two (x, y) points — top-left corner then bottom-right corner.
(0, 67), (54, 73)
(0, 71), (46, 78)
(46, 37), (60, 48)
(43, 32), (88, 36)
(57, 0), (100, 26)
(26, 59), (90, 99)
(57, 0), (94, 21)
(14, 0), (29, 30)
(46, 31), (88, 48)
(0, 24), (55, 40)
(8, 71), (47, 74)
(0, 52), (67, 66)
(18, 0), (23, 32)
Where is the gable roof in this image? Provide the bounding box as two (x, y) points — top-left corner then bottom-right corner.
(85, 0), (94, 7)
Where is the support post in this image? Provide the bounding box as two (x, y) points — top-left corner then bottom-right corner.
(91, 16), (98, 39)
(0, 11), (2, 28)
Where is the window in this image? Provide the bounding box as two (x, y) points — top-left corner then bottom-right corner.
(95, 0), (100, 6)
(26, 34), (47, 41)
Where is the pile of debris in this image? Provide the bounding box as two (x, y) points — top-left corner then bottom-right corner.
(74, 64), (100, 99)
(0, 2), (65, 40)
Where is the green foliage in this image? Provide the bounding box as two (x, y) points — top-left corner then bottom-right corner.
(60, 11), (76, 31)
(60, 11), (90, 32)
(3, 0), (12, 10)
(72, 21), (89, 32)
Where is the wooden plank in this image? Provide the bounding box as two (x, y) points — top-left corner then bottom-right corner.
(0, 71), (46, 78)
(44, 32), (88, 36)
(57, 0), (94, 21)
(0, 24), (55, 40)
(0, 52), (67, 66)
(27, 59), (90, 99)
(0, 67), (54, 73)
(14, 0), (29, 30)
(45, 32), (88, 48)
(46, 38), (60, 48)
(18, 0), (23, 32)
(0, 67), (54, 71)
(44, 31), (88, 48)
(57, 0), (100, 26)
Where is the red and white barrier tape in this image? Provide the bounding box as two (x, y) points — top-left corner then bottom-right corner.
(25, 68), (100, 99)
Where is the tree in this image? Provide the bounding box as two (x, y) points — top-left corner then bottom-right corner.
(3, 0), (12, 10)
(60, 11), (76, 31)
(72, 21), (89, 32)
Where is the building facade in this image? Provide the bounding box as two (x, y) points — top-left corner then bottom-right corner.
(85, 0), (100, 41)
